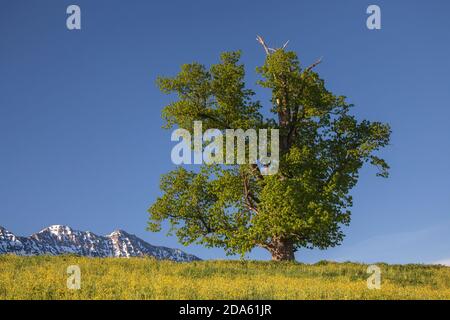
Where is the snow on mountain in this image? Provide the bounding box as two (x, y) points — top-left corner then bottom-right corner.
(0, 225), (200, 262)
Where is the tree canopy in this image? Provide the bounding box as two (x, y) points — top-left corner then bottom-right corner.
(148, 38), (390, 261)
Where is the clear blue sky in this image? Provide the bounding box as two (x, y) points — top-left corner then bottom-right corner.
(1, 0), (450, 264)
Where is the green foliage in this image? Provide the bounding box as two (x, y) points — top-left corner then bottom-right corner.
(157, 51), (262, 131)
(149, 47), (391, 259)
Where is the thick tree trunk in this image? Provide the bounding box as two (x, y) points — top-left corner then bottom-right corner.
(268, 238), (295, 261)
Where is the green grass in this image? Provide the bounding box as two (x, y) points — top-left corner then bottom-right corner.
(0, 255), (449, 299)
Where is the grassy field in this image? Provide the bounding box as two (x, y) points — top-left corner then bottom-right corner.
(0, 255), (449, 300)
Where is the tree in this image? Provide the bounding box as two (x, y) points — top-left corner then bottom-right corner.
(148, 36), (391, 261)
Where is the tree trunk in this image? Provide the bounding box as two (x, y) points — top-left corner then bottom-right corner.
(268, 238), (295, 261)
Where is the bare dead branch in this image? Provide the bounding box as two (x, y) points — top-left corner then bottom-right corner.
(256, 35), (289, 55)
(304, 56), (323, 73)
(256, 35), (270, 55)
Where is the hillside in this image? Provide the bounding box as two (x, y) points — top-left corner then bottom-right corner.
(0, 255), (449, 299)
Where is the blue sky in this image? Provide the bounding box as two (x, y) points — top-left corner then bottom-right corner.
(1, 0), (449, 264)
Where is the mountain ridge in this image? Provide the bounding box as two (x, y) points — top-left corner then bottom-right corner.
(0, 225), (200, 262)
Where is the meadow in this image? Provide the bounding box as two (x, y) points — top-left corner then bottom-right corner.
(0, 255), (449, 300)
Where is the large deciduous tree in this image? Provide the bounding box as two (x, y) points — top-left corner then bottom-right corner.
(148, 37), (391, 261)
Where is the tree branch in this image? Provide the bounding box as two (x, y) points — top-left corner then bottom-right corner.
(256, 35), (271, 55)
(250, 163), (264, 181)
(304, 56), (323, 73)
(256, 35), (289, 55)
(242, 172), (259, 215)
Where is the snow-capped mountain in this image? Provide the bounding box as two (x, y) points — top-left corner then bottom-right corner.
(0, 225), (200, 262)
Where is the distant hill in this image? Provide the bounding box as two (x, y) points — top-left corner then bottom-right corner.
(0, 225), (200, 262)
